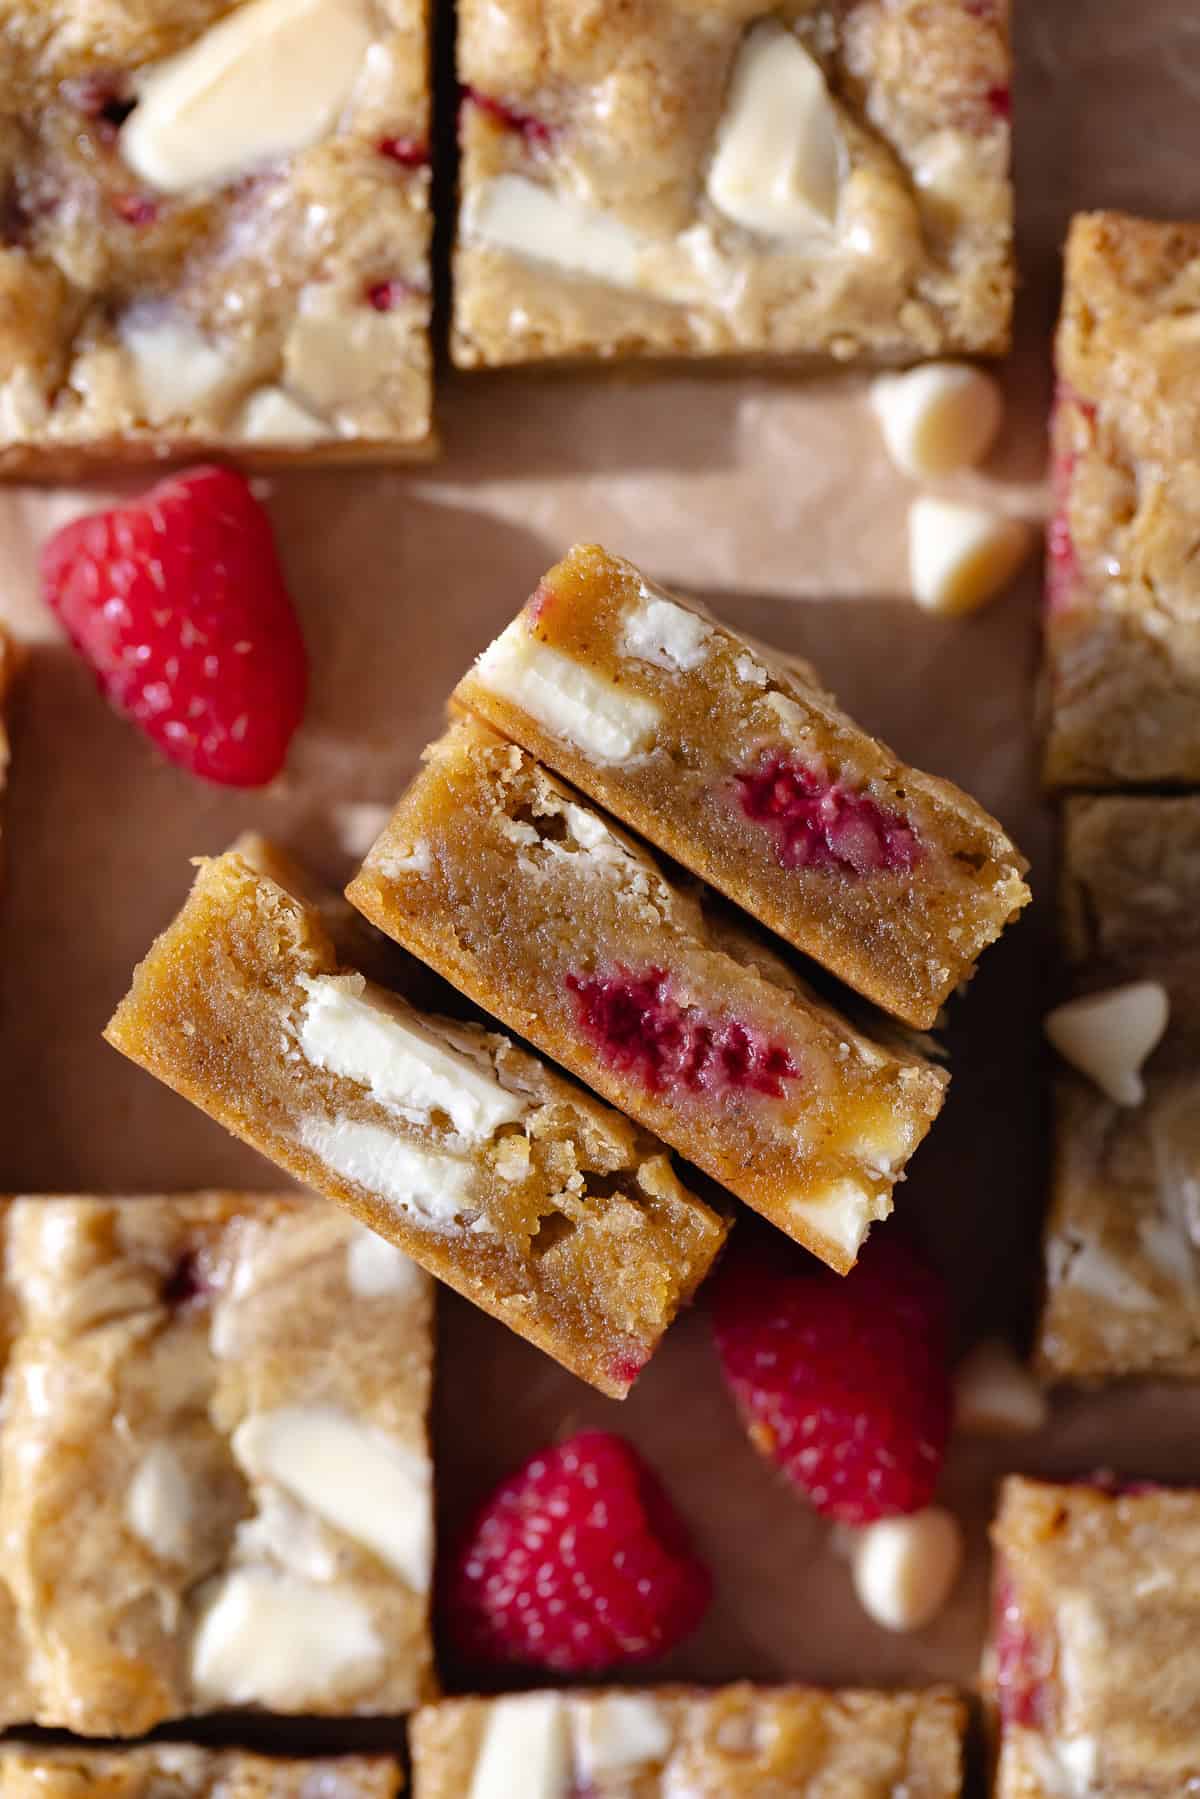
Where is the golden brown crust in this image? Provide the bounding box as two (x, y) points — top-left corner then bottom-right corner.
(1044, 212), (1200, 786)
(0, 1746), (403, 1799)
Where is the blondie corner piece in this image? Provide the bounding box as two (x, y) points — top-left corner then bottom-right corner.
(348, 718), (948, 1275)
(1043, 212), (1200, 786)
(0, 1747), (403, 1799)
(0, 0), (434, 470)
(987, 1477), (1200, 1798)
(412, 1683), (965, 1797)
(105, 847), (726, 1399)
(1039, 796), (1200, 1380)
(0, 1194), (434, 1735)
(452, 0), (1012, 368)
(455, 544), (1030, 1030)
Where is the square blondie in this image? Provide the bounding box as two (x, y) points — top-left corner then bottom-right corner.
(0, 0), (433, 467)
(453, 0), (1013, 367)
(1044, 213), (1200, 785)
(987, 1477), (1200, 1798)
(1039, 796), (1200, 1379)
(0, 1192), (435, 1734)
(0, 1747), (402, 1799)
(412, 1684), (965, 1797)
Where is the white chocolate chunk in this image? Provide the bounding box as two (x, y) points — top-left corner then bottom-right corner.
(1045, 981), (1169, 1108)
(470, 1694), (572, 1799)
(283, 284), (415, 418)
(870, 363), (1003, 479)
(126, 1443), (195, 1563)
(621, 589), (712, 672)
(787, 1177), (876, 1261)
(1048, 1236), (1159, 1311)
(850, 1508), (963, 1633)
(191, 1569), (382, 1706)
(233, 1405), (432, 1591)
(297, 972), (526, 1141)
(573, 1694), (673, 1777)
(298, 1115), (475, 1227)
(908, 498), (1032, 616)
(234, 386), (332, 445)
(707, 21), (843, 240)
(118, 313), (236, 426)
(346, 1226), (425, 1299)
(953, 1338), (1047, 1436)
(475, 622), (661, 762)
(120, 0), (373, 194)
(465, 174), (645, 289)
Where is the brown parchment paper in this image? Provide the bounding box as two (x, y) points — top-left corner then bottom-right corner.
(1, 0), (1197, 1752)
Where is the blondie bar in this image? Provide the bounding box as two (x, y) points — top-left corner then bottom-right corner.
(411, 1683), (965, 1797)
(347, 718), (948, 1274)
(453, 0), (1012, 368)
(1044, 213), (1200, 786)
(0, 1747), (402, 1799)
(0, 0), (433, 467)
(1039, 796), (1200, 1379)
(987, 1476), (1200, 1797)
(455, 544), (1030, 1030)
(105, 847), (727, 1399)
(0, 1192), (434, 1734)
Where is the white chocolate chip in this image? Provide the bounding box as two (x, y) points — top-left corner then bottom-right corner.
(573, 1694), (673, 1777)
(850, 1508), (963, 1633)
(786, 1177), (877, 1262)
(908, 498), (1032, 616)
(118, 312), (239, 427)
(464, 174), (645, 289)
(469, 1694), (572, 1799)
(707, 21), (843, 240)
(346, 1227), (425, 1299)
(120, 0), (373, 194)
(234, 386), (332, 445)
(297, 1115), (475, 1228)
(297, 972), (527, 1142)
(475, 621), (661, 763)
(191, 1569), (382, 1707)
(126, 1443), (195, 1563)
(1045, 981), (1169, 1108)
(620, 588), (712, 673)
(233, 1405), (432, 1592)
(1048, 1235), (1159, 1312)
(953, 1339), (1047, 1436)
(283, 284), (416, 418)
(870, 364), (1003, 479)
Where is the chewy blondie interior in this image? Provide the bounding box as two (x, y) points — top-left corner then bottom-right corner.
(348, 716), (948, 1274)
(456, 543), (1030, 1030)
(0, 1747), (402, 1799)
(0, 0), (433, 466)
(453, 0), (1012, 367)
(0, 1193), (434, 1735)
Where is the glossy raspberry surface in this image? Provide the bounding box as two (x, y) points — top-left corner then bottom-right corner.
(43, 466), (308, 788)
(566, 966), (799, 1099)
(447, 1430), (711, 1674)
(712, 1232), (952, 1524)
(735, 753), (921, 877)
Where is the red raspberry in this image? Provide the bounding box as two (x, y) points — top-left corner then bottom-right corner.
(735, 753), (921, 877)
(42, 466), (308, 788)
(712, 1232), (952, 1525)
(446, 1431), (711, 1674)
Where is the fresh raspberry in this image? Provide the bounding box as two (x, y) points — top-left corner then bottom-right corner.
(566, 965), (799, 1099)
(446, 1431), (711, 1673)
(712, 1232), (952, 1524)
(735, 753), (921, 877)
(42, 466), (308, 788)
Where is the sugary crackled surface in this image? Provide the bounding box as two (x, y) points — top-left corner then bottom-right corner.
(105, 847), (728, 1400)
(454, 0), (1013, 366)
(348, 716), (948, 1274)
(0, 1193), (435, 1733)
(411, 1683), (964, 1798)
(0, 0), (432, 461)
(988, 1478), (1200, 1798)
(455, 542), (1030, 1030)
(1043, 212), (1200, 786)
(0, 1746), (402, 1799)
(1039, 796), (1200, 1380)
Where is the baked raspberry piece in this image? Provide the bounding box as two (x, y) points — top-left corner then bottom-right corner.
(42, 466), (307, 787)
(712, 1232), (952, 1524)
(446, 1431), (711, 1674)
(734, 754), (922, 877)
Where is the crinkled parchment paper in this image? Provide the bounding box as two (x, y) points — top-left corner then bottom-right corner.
(0, 0), (1196, 1739)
